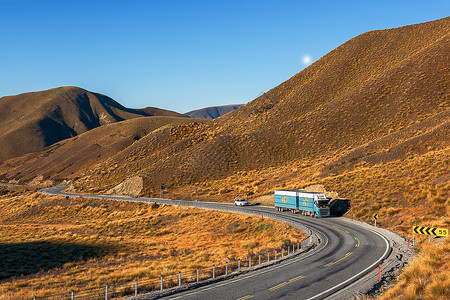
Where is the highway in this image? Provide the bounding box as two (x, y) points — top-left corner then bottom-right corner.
(41, 186), (393, 300)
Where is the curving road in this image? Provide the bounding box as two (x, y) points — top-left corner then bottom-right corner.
(41, 186), (393, 300)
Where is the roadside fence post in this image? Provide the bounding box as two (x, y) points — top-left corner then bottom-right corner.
(226, 262), (228, 275)
(282, 248), (284, 258)
(288, 246), (290, 255)
(293, 244), (295, 253)
(429, 235), (431, 243)
(238, 259), (241, 271)
(408, 238), (410, 248)
(213, 264), (215, 279)
(105, 283), (108, 300)
(71, 290), (74, 300)
(259, 254), (261, 265)
(413, 234), (415, 246)
(135, 279), (138, 296)
(179, 271), (181, 287)
(160, 275), (163, 291)
(297, 242), (299, 251)
(197, 267), (199, 282)
(268, 251), (270, 263)
(275, 250), (277, 260)
(378, 265), (381, 281)
(249, 256), (252, 268)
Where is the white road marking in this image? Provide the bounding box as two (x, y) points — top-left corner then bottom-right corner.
(306, 229), (390, 300)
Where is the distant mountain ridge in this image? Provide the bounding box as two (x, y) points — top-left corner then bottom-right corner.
(185, 104), (243, 119)
(0, 86), (186, 162)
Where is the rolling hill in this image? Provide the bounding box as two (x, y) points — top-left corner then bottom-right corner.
(0, 86), (186, 162)
(66, 17), (448, 201)
(0, 116), (209, 183)
(185, 104), (244, 119)
(0, 17), (448, 300)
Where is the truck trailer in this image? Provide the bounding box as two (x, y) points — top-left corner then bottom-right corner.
(274, 190), (330, 217)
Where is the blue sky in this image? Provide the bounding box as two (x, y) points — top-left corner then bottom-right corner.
(0, 0), (448, 113)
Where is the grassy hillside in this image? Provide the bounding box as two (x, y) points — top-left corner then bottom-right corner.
(0, 86), (186, 162)
(70, 17), (448, 199)
(0, 186), (304, 299)
(0, 116), (210, 183)
(0, 17), (448, 299)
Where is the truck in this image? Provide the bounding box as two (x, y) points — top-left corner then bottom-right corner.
(274, 190), (330, 217)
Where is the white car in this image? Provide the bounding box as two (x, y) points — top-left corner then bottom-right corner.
(234, 198), (249, 206)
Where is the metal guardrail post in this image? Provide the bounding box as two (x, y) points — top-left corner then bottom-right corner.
(135, 279), (138, 296)
(275, 250), (277, 260)
(226, 262), (228, 275)
(238, 259), (241, 271)
(213, 264), (215, 279)
(105, 283), (108, 300)
(249, 256), (251, 268)
(197, 267), (199, 282)
(268, 251), (270, 263)
(179, 271), (181, 287)
(160, 275), (163, 291)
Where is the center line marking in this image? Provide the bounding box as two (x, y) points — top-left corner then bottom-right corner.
(237, 295), (254, 300)
(270, 282), (287, 291)
(269, 276), (305, 291)
(355, 237), (360, 248)
(326, 252), (353, 267)
(289, 275), (306, 282)
(334, 225), (350, 233)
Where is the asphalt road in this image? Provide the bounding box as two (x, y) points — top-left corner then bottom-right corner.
(40, 186), (390, 300)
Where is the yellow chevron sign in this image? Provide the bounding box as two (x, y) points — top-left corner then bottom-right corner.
(373, 213), (378, 220)
(413, 226), (448, 237)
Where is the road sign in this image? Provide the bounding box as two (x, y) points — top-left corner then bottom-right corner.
(413, 226), (448, 237)
(373, 213), (378, 220)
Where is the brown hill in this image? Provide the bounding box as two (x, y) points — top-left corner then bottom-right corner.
(66, 17), (448, 199)
(0, 116), (209, 183)
(0, 86), (186, 162)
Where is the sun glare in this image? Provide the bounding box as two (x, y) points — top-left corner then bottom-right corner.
(302, 55), (312, 65)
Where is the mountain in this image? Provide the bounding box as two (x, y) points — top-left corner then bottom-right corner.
(185, 104), (244, 119)
(0, 86), (186, 162)
(65, 17), (448, 200)
(0, 116), (210, 183)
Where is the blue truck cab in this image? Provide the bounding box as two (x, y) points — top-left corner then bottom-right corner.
(274, 190), (330, 217)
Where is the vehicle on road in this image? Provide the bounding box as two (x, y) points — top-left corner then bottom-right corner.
(274, 190), (330, 217)
(234, 198), (249, 206)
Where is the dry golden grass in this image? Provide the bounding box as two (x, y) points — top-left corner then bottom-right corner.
(0, 187), (305, 299)
(379, 237), (449, 300)
(0, 17), (448, 300)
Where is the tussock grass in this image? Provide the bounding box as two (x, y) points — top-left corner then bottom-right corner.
(0, 188), (305, 299)
(379, 237), (449, 300)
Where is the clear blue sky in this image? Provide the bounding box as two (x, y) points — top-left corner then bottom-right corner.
(0, 0), (448, 113)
